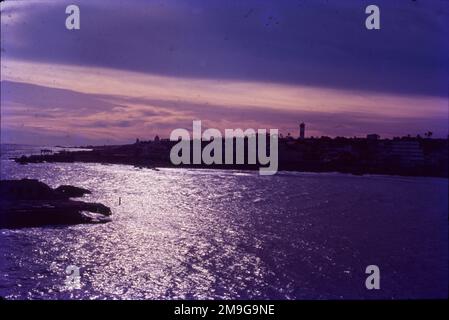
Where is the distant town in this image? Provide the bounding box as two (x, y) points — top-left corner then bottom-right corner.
(15, 123), (449, 178)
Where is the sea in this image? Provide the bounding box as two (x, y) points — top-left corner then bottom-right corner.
(0, 144), (447, 299)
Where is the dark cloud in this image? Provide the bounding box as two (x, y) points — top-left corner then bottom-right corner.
(0, 80), (122, 115)
(2, 0), (448, 97)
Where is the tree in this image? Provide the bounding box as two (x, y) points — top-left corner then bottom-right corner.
(424, 131), (433, 139)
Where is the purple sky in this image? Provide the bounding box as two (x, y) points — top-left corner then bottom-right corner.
(1, 0), (448, 145)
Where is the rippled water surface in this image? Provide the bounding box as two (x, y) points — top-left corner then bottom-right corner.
(0, 145), (447, 299)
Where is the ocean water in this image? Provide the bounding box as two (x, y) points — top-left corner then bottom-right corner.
(0, 144), (447, 299)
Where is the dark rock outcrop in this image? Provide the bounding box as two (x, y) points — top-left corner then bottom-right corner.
(54, 185), (91, 198)
(0, 179), (111, 229)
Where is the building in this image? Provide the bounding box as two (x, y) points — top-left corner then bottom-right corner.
(367, 134), (380, 140)
(387, 141), (424, 167)
(299, 122), (305, 140)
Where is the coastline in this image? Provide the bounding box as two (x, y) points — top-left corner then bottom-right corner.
(11, 143), (449, 179)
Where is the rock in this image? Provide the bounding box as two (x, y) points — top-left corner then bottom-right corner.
(54, 185), (91, 198)
(0, 179), (112, 229)
(0, 179), (58, 200)
(15, 155), (29, 165)
(69, 201), (112, 216)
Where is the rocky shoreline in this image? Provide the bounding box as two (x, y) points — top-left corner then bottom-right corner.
(0, 179), (112, 229)
(13, 140), (449, 178)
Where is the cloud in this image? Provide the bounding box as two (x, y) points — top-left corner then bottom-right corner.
(2, 1), (448, 145)
(1, 0), (448, 97)
(0, 80), (123, 115)
(2, 74), (447, 145)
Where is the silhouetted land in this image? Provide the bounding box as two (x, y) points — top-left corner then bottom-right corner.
(0, 179), (112, 229)
(13, 137), (449, 178)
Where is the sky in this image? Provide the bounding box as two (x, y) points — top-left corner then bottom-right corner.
(1, 0), (448, 145)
